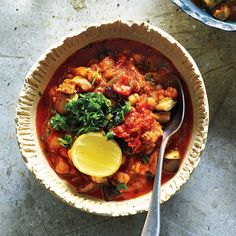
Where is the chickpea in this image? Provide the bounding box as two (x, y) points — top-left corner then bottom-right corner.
(116, 172), (130, 184)
(55, 157), (70, 175)
(57, 79), (76, 94)
(128, 93), (140, 106)
(147, 97), (156, 110)
(131, 161), (141, 174)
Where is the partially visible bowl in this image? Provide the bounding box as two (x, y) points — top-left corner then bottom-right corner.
(15, 20), (209, 216)
(172, 0), (236, 31)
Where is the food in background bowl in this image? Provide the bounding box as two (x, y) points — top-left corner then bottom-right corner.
(172, 0), (236, 31)
(37, 39), (193, 201)
(192, 0), (236, 21)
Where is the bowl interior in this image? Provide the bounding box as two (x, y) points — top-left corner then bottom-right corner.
(172, 0), (236, 31)
(16, 21), (209, 216)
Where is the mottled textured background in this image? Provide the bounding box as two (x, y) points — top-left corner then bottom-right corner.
(0, 0), (236, 235)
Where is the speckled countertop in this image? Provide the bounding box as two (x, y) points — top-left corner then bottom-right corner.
(0, 1), (236, 236)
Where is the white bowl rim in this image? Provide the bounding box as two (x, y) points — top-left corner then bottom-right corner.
(15, 20), (209, 216)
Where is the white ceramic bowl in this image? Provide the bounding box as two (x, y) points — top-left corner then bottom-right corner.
(16, 21), (209, 216)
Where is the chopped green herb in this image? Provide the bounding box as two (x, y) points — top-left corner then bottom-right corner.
(50, 114), (68, 131)
(50, 92), (131, 137)
(105, 131), (114, 140)
(145, 74), (153, 82)
(116, 183), (128, 192)
(46, 128), (50, 136)
(40, 135), (45, 141)
(109, 101), (131, 128)
(57, 134), (73, 148)
(146, 171), (154, 181)
(142, 154), (150, 165)
(91, 69), (100, 85)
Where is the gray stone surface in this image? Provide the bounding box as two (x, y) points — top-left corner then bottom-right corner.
(0, 0), (236, 235)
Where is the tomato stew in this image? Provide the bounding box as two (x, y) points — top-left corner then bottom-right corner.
(36, 39), (193, 201)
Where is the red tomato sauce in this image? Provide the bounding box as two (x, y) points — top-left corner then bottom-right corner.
(36, 39), (193, 201)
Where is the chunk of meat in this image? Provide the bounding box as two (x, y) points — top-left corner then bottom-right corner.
(154, 111), (171, 123)
(146, 151), (158, 175)
(125, 176), (148, 193)
(113, 76), (133, 96)
(213, 3), (231, 20)
(202, 0), (222, 9)
(103, 68), (121, 80)
(77, 182), (98, 193)
(46, 132), (61, 152)
(149, 87), (178, 102)
(164, 87), (178, 99)
(53, 92), (69, 114)
(141, 121), (163, 153)
(124, 158), (145, 178)
(55, 157), (70, 175)
(68, 66), (89, 76)
(124, 151), (158, 179)
(113, 109), (155, 153)
(99, 56), (116, 71)
(72, 76), (93, 92)
(132, 53), (145, 64)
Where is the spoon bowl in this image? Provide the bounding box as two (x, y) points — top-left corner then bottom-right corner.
(163, 75), (185, 138)
(141, 75), (185, 236)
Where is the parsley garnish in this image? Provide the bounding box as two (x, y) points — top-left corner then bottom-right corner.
(116, 183), (128, 192)
(91, 69), (100, 85)
(105, 131), (114, 140)
(109, 101), (131, 128)
(145, 74), (153, 82)
(46, 128), (50, 136)
(146, 171), (154, 181)
(50, 92), (131, 137)
(57, 134), (73, 148)
(50, 114), (67, 131)
(142, 154), (150, 165)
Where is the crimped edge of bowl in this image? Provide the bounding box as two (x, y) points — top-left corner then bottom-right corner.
(15, 20), (209, 216)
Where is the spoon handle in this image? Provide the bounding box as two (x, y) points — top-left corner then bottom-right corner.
(141, 138), (168, 236)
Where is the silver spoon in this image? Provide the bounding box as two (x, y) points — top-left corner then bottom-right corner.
(141, 75), (185, 236)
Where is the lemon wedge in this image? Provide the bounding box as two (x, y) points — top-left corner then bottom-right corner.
(68, 132), (122, 177)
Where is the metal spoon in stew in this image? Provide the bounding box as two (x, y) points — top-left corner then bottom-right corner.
(141, 75), (185, 236)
